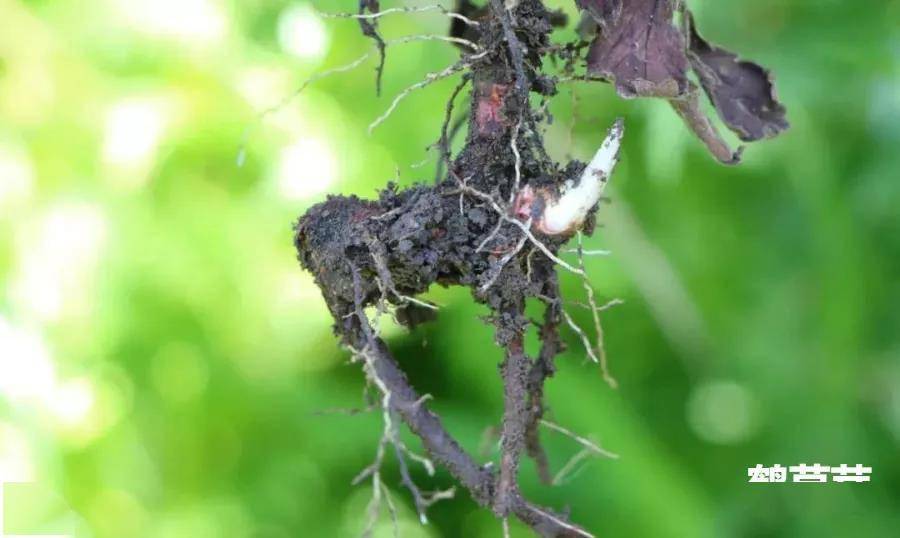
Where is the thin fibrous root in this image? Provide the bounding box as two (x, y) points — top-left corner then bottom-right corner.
(559, 289), (620, 389)
(508, 119), (523, 205)
(436, 77), (472, 181)
(352, 343), (449, 530)
(476, 216), (505, 254)
(536, 389), (618, 487)
(554, 297), (623, 313)
(237, 51), (372, 166)
(552, 448), (593, 485)
(369, 52), (489, 134)
(239, 35), (479, 165)
(525, 505), (596, 538)
(539, 419), (619, 459)
(380, 482), (400, 538)
(575, 231), (619, 388)
(370, 249), (440, 312)
(348, 271), (451, 531)
(561, 308), (602, 364)
(453, 180), (585, 276)
(377, 275), (440, 312)
(318, 4), (482, 27)
(479, 217), (533, 293)
(563, 248), (611, 256)
(384, 33), (480, 51)
(311, 404), (376, 416)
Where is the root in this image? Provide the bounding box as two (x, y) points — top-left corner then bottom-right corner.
(239, 33), (479, 164)
(436, 76), (471, 179)
(453, 180), (585, 275)
(327, 261), (591, 537)
(492, 0), (528, 98)
(496, 331), (530, 517)
(357, 0), (386, 95)
(369, 246), (439, 311)
(560, 309), (602, 364)
(574, 232), (619, 388)
(563, 248), (611, 256)
(552, 448), (593, 485)
(525, 505), (596, 538)
(292, 1), (788, 535)
(348, 267), (453, 531)
(318, 4), (483, 28)
(368, 51), (489, 134)
(479, 217), (532, 293)
(539, 418), (617, 486)
(540, 419), (619, 460)
(524, 280), (563, 485)
(388, 33), (480, 51)
(508, 119), (523, 204)
(292, 2), (666, 535)
(237, 51), (372, 166)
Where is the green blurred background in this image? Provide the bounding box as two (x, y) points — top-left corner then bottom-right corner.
(1, 0), (898, 536)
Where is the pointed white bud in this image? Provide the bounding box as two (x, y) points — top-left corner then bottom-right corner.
(537, 118), (624, 235)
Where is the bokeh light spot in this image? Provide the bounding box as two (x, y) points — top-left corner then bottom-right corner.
(102, 97), (170, 188)
(111, 0), (228, 45)
(686, 380), (759, 445)
(277, 5), (329, 60)
(235, 66), (292, 110)
(47, 378), (96, 428)
(0, 139), (34, 210)
(274, 137), (338, 200)
(0, 423), (34, 483)
(0, 317), (56, 403)
(11, 203), (108, 321)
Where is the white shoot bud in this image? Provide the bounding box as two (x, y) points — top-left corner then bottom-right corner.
(538, 119), (624, 235)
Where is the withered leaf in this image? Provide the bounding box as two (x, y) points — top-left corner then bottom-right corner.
(684, 10), (789, 142)
(670, 87), (743, 164)
(583, 0), (689, 99)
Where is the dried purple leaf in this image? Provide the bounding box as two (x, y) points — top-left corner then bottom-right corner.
(683, 10), (789, 141)
(669, 88), (743, 164)
(583, 0), (689, 98)
(575, 0), (788, 163)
